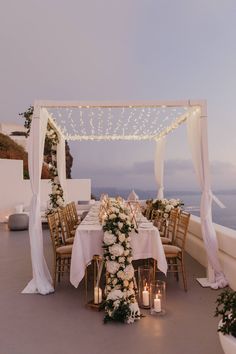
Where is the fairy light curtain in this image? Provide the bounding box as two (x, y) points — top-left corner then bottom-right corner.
(47, 105), (196, 141)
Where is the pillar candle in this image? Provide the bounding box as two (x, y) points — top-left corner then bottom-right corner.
(154, 294), (161, 312)
(94, 286), (102, 304)
(142, 287), (150, 307)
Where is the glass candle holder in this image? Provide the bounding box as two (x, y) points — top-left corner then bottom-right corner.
(138, 266), (153, 309)
(85, 255), (104, 310)
(150, 280), (166, 315)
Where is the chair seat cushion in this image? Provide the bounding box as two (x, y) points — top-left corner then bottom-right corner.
(161, 237), (172, 244)
(56, 245), (73, 255)
(164, 244), (182, 255)
(65, 237), (74, 244)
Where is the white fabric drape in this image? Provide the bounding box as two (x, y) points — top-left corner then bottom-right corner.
(154, 137), (166, 199)
(22, 108), (54, 295)
(57, 135), (68, 203)
(187, 110), (228, 289)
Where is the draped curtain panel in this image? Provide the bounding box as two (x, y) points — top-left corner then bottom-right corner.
(186, 110), (228, 289)
(57, 135), (68, 203)
(22, 108), (54, 295)
(154, 137), (166, 199)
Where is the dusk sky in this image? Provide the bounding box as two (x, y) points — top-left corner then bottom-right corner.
(0, 0), (236, 192)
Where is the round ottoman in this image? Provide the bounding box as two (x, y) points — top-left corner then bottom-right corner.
(8, 213), (29, 231)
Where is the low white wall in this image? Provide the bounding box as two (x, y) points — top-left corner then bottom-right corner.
(186, 214), (236, 291)
(0, 159), (91, 220)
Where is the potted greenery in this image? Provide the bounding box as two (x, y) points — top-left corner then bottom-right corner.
(215, 289), (236, 354)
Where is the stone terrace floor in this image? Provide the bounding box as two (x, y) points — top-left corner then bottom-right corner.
(0, 223), (224, 354)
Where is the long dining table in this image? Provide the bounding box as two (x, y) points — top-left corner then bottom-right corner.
(70, 204), (168, 288)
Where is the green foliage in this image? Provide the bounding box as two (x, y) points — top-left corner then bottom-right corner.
(215, 289), (236, 338)
(19, 106), (34, 137)
(104, 299), (132, 324)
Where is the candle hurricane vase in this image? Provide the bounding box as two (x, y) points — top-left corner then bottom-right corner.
(150, 280), (166, 315)
(138, 266), (153, 309)
(86, 255), (104, 310)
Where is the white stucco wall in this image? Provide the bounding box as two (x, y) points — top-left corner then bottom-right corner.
(0, 159), (91, 220)
(186, 215), (236, 291)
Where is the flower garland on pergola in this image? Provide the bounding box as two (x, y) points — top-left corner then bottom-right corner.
(20, 107), (65, 213)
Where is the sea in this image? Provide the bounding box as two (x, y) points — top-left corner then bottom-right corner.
(92, 188), (236, 231)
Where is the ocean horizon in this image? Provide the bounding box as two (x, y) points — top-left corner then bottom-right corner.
(92, 187), (236, 231)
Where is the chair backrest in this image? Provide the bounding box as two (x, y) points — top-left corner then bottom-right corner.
(174, 211), (190, 250)
(47, 212), (62, 251)
(166, 208), (179, 242)
(57, 207), (71, 242)
(145, 206), (153, 220)
(68, 201), (79, 225)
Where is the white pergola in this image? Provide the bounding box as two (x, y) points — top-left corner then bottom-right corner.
(22, 99), (227, 295)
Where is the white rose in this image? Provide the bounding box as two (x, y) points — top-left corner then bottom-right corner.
(104, 231), (116, 245)
(124, 265), (134, 280)
(118, 234), (126, 243)
(112, 278), (118, 285)
(118, 222), (123, 229)
(111, 207), (119, 214)
(119, 213), (127, 220)
(165, 205), (172, 212)
(109, 213), (117, 220)
(124, 250), (130, 256)
(107, 289), (124, 301)
(109, 244), (124, 257)
(106, 261), (120, 274)
(113, 299), (120, 308)
(123, 279), (129, 287)
(129, 281), (134, 289)
(117, 270), (125, 280)
(118, 257), (125, 263)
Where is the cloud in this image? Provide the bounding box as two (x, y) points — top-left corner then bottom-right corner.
(77, 158), (236, 191)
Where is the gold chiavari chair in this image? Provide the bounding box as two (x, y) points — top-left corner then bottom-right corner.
(64, 204), (78, 236)
(47, 212), (72, 287)
(67, 201), (80, 227)
(160, 208), (179, 245)
(57, 207), (75, 245)
(163, 211), (190, 291)
(153, 210), (167, 237)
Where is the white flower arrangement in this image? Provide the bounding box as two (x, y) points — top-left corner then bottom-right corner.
(147, 198), (184, 219)
(102, 197), (140, 324)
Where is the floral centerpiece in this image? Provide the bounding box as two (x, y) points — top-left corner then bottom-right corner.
(101, 197), (140, 324)
(146, 198), (184, 219)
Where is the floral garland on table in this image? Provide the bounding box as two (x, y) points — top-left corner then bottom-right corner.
(20, 106), (65, 214)
(100, 197), (141, 324)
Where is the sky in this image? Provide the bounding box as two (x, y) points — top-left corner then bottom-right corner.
(0, 0), (236, 192)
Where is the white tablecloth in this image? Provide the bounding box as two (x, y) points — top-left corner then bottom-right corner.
(70, 206), (167, 288)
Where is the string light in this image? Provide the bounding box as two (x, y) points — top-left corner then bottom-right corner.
(46, 105), (201, 141)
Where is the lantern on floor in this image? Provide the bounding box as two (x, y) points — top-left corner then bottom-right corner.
(85, 255), (104, 310)
(138, 266), (154, 309)
(150, 280), (166, 315)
